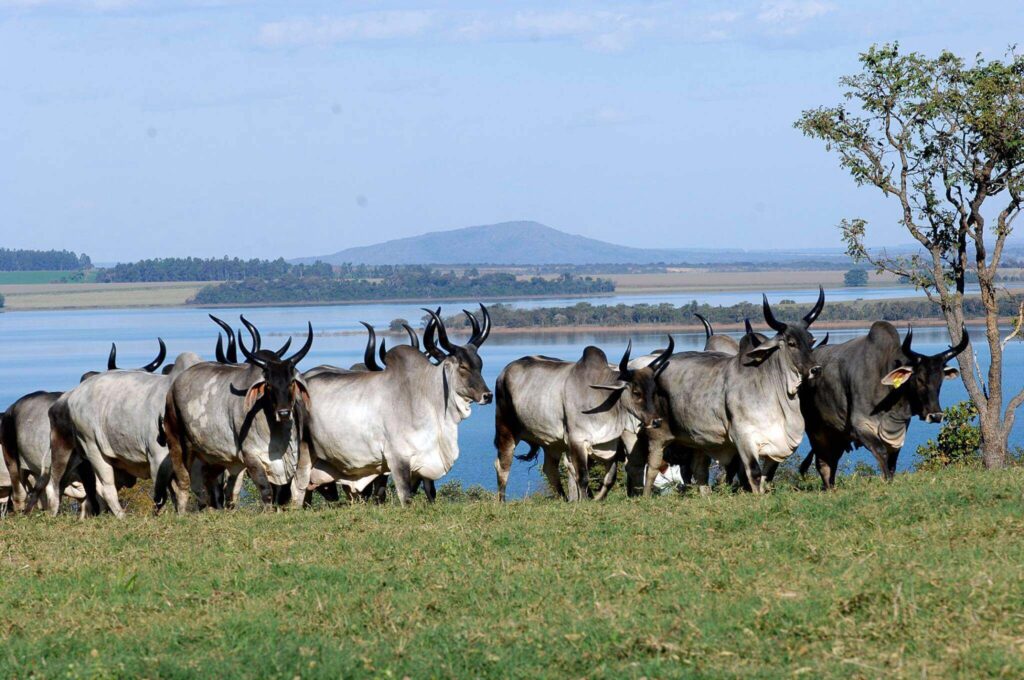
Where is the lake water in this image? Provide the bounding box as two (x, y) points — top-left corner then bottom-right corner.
(2, 288), (1020, 498)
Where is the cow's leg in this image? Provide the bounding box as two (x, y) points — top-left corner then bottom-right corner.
(643, 439), (668, 498)
(734, 447), (765, 494)
(691, 452), (712, 496)
(494, 418), (519, 502)
(624, 433), (650, 497)
(815, 450), (838, 491)
(385, 453), (413, 506)
(225, 468), (246, 508)
(2, 452), (24, 515)
(761, 458), (780, 484)
(593, 459), (618, 501)
(539, 447), (566, 500)
(162, 398), (192, 515)
(866, 443), (892, 481)
(90, 456), (126, 519)
(372, 476), (389, 505)
(422, 478), (436, 504)
(41, 424), (76, 516)
(885, 448), (900, 479)
(566, 441), (591, 501)
(203, 464), (226, 510)
(241, 452), (273, 506)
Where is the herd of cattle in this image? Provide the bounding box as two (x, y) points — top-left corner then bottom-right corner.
(0, 289), (970, 517)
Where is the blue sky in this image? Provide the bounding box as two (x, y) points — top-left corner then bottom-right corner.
(1, 1), (1019, 262)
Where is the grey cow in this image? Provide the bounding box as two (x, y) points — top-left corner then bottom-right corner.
(494, 338), (673, 502)
(163, 321), (314, 513)
(4, 341), (168, 516)
(780, 321), (967, 489)
(631, 289), (825, 496)
(303, 309), (492, 506)
(47, 349), (202, 517)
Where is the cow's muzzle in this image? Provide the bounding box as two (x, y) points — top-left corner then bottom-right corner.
(924, 412), (943, 424)
(276, 408), (293, 422)
(479, 392), (493, 405)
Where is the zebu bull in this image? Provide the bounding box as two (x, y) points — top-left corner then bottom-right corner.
(163, 322), (314, 512)
(47, 349), (202, 517)
(303, 309), (492, 506)
(632, 289), (825, 496)
(494, 337), (673, 502)
(3, 341), (167, 516)
(785, 322), (968, 489)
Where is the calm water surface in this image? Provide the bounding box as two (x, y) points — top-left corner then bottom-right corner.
(2, 290), (1020, 498)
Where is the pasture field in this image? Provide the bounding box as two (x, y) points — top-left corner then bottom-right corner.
(0, 271), (95, 285)
(1, 469), (1023, 678)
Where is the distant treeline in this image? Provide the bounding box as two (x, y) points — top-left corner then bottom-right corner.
(96, 257), (334, 283)
(0, 248), (91, 271)
(189, 271), (615, 305)
(437, 296), (1024, 330)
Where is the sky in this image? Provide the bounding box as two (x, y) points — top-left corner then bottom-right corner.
(1, 1), (1020, 262)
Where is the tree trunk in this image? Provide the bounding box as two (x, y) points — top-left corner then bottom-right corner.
(981, 409), (1008, 469)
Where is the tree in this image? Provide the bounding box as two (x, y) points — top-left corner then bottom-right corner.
(796, 44), (1024, 469)
(915, 401), (981, 470)
(844, 268), (869, 286)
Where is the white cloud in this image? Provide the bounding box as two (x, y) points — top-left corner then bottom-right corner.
(257, 10), (434, 48)
(757, 1), (834, 26)
(571, 106), (636, 127)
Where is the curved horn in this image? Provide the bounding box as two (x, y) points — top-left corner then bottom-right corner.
(273, 336), (293, 358)
(240, 315), (262, 352)
(402, 323), (420, 350)
(209, 314), (237, 362)
(422, 312), (446, 362)
(802, 286), (825, 327)
(618, 340), (633, 376)
(215, 334), (227, 363)
(425, 309), (456, 353)
(901, 325), (922, 360)
(815, 333), (830, 349)
(650, 334), (674, 370)
(238, 330), (266, 368)
(477, 303), (492, 346)
(379, 338), (388, 367)
(463, 309), (482, 345)
(937, 325), (969, 363)
(140, 338), (167, 373)
(359, 322), (382, 371)
(107, 343), (118, 370)
(286, 322), (314, 365)
(695, 313), (713, 339)
(762, 294), (787, 333)
(744, 318), (755, 337)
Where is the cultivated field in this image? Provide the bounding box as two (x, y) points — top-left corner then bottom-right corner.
(609, 269), (901, 294)
(1, 468), (1022, 678)
(0, 281), (209, 310)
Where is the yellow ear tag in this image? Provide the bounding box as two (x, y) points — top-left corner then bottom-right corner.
(891, 375), (905, 388)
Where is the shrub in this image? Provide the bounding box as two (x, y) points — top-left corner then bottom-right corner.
(844, 268), (869, 286)
(916, 401), (981, 471)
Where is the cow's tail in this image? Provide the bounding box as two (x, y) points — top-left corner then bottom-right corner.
(798, 450), (815, 476)
(515, 444), (541, 463)
(1, 410), (18, 466)
(493, 369), (523, 450)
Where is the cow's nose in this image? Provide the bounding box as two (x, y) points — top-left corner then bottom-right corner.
(276, 408), (292, 421)
(480, 392), (493, 405)
(925, 412), (943, 423)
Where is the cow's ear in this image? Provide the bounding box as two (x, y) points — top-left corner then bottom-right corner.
(291, 379), (312, 409)
(943, 366), (959, 380)
(244, 380), (266, 411)
(743, 343), (779, 366)
(881, 366), (914, 387)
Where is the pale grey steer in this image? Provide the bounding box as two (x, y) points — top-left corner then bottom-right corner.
(631, 289), (826, 496)
(493, 338), (672, 502)
(302, 309), (492, 506)
(47, 348), (202, 517)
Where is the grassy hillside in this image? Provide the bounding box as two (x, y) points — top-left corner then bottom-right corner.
(1, 469), (1023, 678)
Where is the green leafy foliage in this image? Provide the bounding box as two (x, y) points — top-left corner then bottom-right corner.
(0, 248), (91, 271)
(844, 268), (869, 286)
(916, 401), (982, 471)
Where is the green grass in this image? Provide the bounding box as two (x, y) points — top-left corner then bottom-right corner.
(2, 469), (1023, 678)
(0, 270), (96, 284)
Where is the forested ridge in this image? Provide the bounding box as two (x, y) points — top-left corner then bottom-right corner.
(0, 248), (91, 271)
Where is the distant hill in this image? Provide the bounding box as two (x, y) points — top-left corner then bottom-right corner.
(292, 221), (852, 266)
